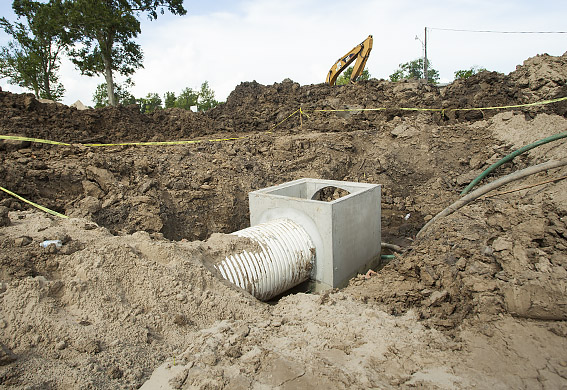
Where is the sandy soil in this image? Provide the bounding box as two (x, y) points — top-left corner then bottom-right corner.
(1, 52), (566, 389)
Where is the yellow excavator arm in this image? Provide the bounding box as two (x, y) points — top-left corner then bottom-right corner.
(326, 35), (373, 85)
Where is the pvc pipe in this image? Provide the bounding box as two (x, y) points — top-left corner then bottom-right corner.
(418, 159), (567, 238)
(381, 242), (404, 253)
(215, 218), (315, 301)
(461, 130), (567, 195)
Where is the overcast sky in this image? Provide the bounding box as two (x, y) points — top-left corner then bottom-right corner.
(1, 0), (566, 107)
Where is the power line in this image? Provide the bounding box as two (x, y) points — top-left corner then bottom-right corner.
(428, 27), (567, 34)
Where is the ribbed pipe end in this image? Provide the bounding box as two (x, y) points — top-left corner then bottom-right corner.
(215, 218), (315, 301)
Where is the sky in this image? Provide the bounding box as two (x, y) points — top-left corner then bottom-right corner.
(0, 0), (566, 107)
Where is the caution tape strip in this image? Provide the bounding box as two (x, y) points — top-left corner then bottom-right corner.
(82, 136), (248, 147)
(268, 108), (300, 131)
(0, 135), (68, 146)
(451, 96), (567, 111)
(0, 134), (250, 147)
(0, 186), (68, 219)
(274, 95), (567, 130)
(312, 95), (567, 114)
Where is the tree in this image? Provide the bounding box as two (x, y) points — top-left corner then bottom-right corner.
(0, 0), (71, 100)
(66, 0), (186, 106)
(454, 66), (488, 80)
(197, 81), (219, 111)
(163, 91), (176, 108)
(173, 82), (220, 111)
(336, 66), (371, 85)
(389, 58), (439, 84)
(138, 92), (162, 113)
(92, 79), (136, 108)
(174, 87), (198, 110)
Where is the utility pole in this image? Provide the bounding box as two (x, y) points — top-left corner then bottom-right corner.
(424, 27), (428, 82)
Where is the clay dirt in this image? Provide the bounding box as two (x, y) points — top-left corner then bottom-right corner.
(1, 52), (567, 389)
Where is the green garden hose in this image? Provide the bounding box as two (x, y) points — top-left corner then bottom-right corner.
(419, 159), (567, 238)
(461, 130), (567, 195)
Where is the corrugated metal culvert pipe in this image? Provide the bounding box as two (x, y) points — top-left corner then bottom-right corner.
(215, 218), (315, 301)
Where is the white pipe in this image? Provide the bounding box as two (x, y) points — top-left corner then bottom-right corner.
(215, 218), (315, 301)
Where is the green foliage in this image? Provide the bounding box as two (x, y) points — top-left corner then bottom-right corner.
(163, 91), (176, 108)
(197, 81), (219, 111)
(91, 81), (219, 113)
(389, 58), (439, 84)
(138, 92), (162, 113)
(66, 0), (186, 106)
(169, 82), (219, 111)
(0, 0), (71, 100)
(336, 66), (371, 86)
(174, 87), (199, 110)
(454, 66), (488, 80)
(92, 79), (135, 108)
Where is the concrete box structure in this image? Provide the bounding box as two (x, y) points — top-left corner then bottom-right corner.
(249, 178), (381, 289)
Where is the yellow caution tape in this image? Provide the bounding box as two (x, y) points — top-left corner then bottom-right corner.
(398, 107), (442, 112)
(450, 96), (567, 111)
(0, 186), (68, 219)
(268, 108), (300, 131)
(0, 134), (249, 147)
(312, 95), (567, 114)
(299, 107), (310, 118)
(0, 135), (72, 146)
(315, 107), (387, 112)
(82, 136), (247, 147)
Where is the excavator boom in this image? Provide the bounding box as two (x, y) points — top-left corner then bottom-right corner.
(326, 35), (373, 85)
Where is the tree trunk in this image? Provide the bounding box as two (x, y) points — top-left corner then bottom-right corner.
(43, 61), (51, 100)
(43, 78), (51, 99)
(104, 60), (116, 106)
(32, 75), (40, 99)
(100, 47), (116, 106)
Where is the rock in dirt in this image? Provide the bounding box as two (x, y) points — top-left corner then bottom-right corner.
(86, 166), (115, 193)
(13, 236), (32, 246)
(0, 343), (16, 365)
(0, 206), (10, 227)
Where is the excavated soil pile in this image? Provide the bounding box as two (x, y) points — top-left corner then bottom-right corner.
(1, 53), (566, 389)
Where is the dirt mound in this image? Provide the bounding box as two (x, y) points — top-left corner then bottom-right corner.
(1, 53), (566, 389)
(0, 212), (265, 388)
(0, 93), (216, 144)
(510, 52), (567, 103)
